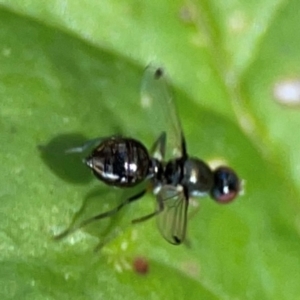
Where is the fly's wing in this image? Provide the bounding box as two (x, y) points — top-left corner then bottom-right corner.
(140, 65), (186, 161)
(156, 185), (188, 245)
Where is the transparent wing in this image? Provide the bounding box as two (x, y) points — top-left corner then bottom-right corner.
(141, 65), (186, 161)
(156, 185), (188, 245)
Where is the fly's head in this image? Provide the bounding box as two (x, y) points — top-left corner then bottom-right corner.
(210, 166), (240, 203)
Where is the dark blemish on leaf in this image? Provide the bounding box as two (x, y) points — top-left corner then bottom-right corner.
(133, 257), (149, 275)
(10, 126), (17, 134)
(173, 235), (181, 244)
(179, 4), (196, 24)
(154, 68), (164, 79)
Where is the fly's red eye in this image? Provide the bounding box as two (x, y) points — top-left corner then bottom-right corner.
(211, 167), (240, 204)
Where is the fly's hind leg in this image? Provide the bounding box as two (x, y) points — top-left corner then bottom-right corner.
(54, 189), (147, 240)
(131, 193), (164, 224)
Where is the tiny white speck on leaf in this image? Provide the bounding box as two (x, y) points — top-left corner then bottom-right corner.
(141, 95), (152, 108)
(228, 10), (247, 33)
(2, 47), (11, 57)
(120, 241), (128, 251)
(208, 158), (228, 170)
(273, 79), (300, 106)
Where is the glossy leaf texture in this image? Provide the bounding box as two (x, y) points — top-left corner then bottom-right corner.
(1, 1), (300, 299)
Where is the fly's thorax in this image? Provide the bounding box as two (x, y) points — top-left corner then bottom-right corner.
(85, 137), (150, 187)
(182, 157), (213, 197)
(164, 158), (185, 186)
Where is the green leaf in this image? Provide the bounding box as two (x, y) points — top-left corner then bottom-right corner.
(1, 1), (300, 299)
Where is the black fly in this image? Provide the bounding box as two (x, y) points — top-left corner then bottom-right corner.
(56, 66), (240, 245)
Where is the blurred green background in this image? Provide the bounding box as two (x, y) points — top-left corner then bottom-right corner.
(1, 0), (300, 299)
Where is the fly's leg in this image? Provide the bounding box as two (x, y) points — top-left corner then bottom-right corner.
(65, 135), (121, 154)
(130, 132), (166, 223)
(65, 138), (105, 154)
(54, 189), (146, 240)
(131, 195), (164, 224)
(150, 132), (166, 161)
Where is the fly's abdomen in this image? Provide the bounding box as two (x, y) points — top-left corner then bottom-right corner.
(85, 138), (150, 187)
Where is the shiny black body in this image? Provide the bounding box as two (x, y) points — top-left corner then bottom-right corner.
(85, 134), (239, 203)
(85, 138), (150, 187)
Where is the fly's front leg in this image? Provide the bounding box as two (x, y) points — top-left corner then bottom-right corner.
(150, 132), (166, 162)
